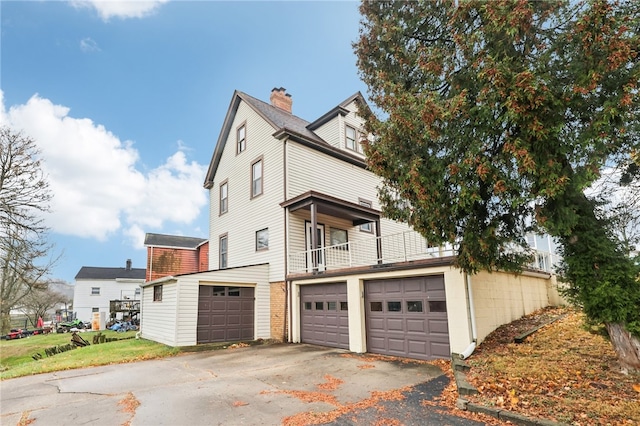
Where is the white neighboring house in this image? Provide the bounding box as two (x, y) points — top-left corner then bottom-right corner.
(140, 88), (563, 360)
(73, 259), (145, 324)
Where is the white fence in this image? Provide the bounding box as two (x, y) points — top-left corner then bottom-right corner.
(288, 230), (559, 275)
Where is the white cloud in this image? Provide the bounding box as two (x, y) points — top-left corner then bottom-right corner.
(0, 92), (208, 246)
(70, 0), (169, 21)
(80, 37), (101, 53)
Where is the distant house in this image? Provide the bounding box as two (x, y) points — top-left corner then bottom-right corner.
(144, 233), (209, 281)
(73, 259), (145, 323)
(140, 88), (563, 360)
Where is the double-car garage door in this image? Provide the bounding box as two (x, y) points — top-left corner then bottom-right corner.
(197, 286), (254, 344)
(300, 276), (450, 360)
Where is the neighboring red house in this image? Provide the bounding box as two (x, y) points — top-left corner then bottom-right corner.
(144, 233), (208, 281)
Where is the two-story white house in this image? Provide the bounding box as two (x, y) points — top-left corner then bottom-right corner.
(73, 259), (145, 325)
(140, 88), (563, 360)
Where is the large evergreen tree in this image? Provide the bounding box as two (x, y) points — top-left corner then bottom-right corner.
(355, 0), (640, 371)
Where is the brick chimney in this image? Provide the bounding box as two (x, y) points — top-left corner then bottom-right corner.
(270, 87), (292, 113)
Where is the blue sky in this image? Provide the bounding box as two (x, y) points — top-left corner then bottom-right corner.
(1, 0), (368, 283)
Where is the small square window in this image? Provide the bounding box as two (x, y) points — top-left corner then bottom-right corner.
(370, 301), (383, 312)
(92, 307), (99, 313)
(327, 301), (337, 310)
(387, 301), (402, 312)
(91, 287), (100, 295)
(256, 228), (269, 251)
(153, 285), (163, 302)
(212, 286), (226, 296)
(315, 301), (324, 310)
(228, 287), (240, 296)
(304, 302), (312, 310)
(429, 301), (447, 313)
(340, 301), (348, 311)
(330, 228), (348, 249)
(407, 301), (423, 312)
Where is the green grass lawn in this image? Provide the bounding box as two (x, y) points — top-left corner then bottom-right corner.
(0, 331), (181, 380)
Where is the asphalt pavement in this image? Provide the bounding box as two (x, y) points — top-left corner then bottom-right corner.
(0, 343), (486, 426)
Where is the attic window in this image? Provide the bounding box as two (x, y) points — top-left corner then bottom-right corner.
(346, 125), (359, 152)
(237, 123), (246, 154)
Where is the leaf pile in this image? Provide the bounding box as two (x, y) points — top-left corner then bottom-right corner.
(465, 307), (640, 425)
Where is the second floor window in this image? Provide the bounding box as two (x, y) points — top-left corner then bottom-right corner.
(346, 125), (359, 152)
(91, 287), (100, 295)
(220, 180), (228, 215)
(359, 199), (373, 232)
(251, 158), (263, 198)
(256, 228), (269, 251)
(237, 124), (246, 154)
(220, 234), (228, 269)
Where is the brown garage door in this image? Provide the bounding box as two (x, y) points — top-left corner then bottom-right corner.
(300, 283), (349, 349)
(197, 286), (254, 344)
(365, 276), (450, 360)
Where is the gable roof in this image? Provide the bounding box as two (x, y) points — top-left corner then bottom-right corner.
(75, 267), (146, 280)
(144, 233), (207, 250)
(203, 90), (369, 188)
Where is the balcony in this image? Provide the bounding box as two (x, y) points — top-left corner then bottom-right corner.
(287, 230), (559, 276)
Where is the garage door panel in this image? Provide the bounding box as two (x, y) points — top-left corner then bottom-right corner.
(300, 283), (349, 350)
(197, 286), (255, 344)
(365, 276), (450, 361)
(406, 319), (426, 332)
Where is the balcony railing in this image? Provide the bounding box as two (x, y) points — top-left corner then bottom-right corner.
(287, 230), (559, 275)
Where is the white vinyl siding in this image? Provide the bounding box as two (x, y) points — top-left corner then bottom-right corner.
(73, 279), (143, 323)
(208, 101), (285, 282)
(140, 280), (178, 346)
(140, 264), (270, 346)
(312, 116), (341, 148)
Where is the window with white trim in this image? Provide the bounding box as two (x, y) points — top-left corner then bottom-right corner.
(91, 287), (100, 295)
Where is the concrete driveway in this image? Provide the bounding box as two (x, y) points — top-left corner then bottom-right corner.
(1, 343), (484, 425)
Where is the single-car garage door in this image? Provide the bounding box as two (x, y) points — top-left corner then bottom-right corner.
(365, 275), (449, 360)
(197, 286), (254, 344)
(300, 283), (349, 349)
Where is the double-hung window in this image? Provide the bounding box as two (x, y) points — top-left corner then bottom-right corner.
(220, 180), (228, 215)
(219, 234), (228, 269)
(91, 287), (100, 295)
(237, 123), (246, 154)
(346, 125), (359, 152)
(251, 157), (263, 198)
(153, 285), (163, 302)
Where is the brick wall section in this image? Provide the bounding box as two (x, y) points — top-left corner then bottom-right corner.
(198, 242), (209, 272)
(146, 247), (199, 281)
(270, 281), (287, 341)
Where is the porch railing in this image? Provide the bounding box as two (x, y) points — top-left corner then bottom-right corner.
(287, 230), (559, 275)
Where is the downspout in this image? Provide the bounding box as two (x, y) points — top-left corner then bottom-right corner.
(283, 137), (291, 342)
(148, 246), (153, 282)
(460, 273), (478, 359)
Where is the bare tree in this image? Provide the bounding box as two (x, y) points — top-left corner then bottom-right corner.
(0, 126), (55, 334)
(18, 283), (71, 327)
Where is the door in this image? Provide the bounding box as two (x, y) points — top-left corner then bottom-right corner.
(197, 286), (254, 344)
(365, 275), (450, 360)
(305, 222), (325, 271)
(300, 283), (349, 349)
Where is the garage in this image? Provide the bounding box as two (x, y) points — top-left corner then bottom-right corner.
(197, 286), (254, 344)
(300, 283), (349, 349)
(365, 275), (450, 360)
